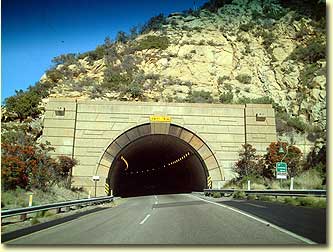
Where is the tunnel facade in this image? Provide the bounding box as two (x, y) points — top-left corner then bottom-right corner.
(42, 98), (277, 196)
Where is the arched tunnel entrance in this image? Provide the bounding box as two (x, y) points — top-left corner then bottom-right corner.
(110, 134), (207, 197)
(98, 123), (221, 197)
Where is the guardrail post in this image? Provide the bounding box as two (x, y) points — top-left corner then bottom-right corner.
(247, 180), (251, 190)
(56, 208), (62, 214)
(290, 177), (294, 190)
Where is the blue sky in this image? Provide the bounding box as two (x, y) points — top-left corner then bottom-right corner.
(1, 0), (207, 102)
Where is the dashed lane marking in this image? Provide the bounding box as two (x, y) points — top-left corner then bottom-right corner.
(139, 214), (151, 225)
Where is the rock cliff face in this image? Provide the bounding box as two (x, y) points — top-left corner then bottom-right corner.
(40, 0), (326, 146)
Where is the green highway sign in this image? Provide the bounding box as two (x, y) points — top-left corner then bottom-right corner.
(276, 162), (288, 179)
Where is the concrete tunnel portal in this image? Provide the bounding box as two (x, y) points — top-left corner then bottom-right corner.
(101, 123), (219, 197)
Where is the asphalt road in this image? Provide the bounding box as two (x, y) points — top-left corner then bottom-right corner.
(5, 193), (318, 245)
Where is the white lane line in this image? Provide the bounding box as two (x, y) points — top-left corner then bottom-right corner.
(190, 194), (316, 244)
(245, 203), (267, 208)
(139, 214), (151, 225)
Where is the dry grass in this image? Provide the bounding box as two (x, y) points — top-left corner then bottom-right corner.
(294, 169), (323, 189)
(1, 185), (89, 210)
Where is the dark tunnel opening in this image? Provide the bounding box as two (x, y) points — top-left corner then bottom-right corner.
(108, 134), (208, 197)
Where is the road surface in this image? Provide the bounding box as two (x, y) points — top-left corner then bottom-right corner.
(5, 193), (319, 245)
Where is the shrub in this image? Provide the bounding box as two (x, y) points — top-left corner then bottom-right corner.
(200, 0), (232, 13)
(234, 144), (259, 178)
(263, 0), (286, 20)
(140, 13), (166, 34)
(294, 169), (323, 189)
(58, 156), (77, 179)
(239, 23), (254, 32)
(247, 194), (257, 200)
(135, 35), (170, 51)
(31, 217), (40, 225)
(1, 142), (58, 191)
(102, 71), (132, 92)
(299, 63), (323, 88)
(28, 81), (53, 99)
(219, 92), (233, 103)
(261, 31), (277, 49)
(217, 75), (230, 85)
(290, 37), (326, 63)
(4, 90), (42, 122)
(233, 191), (246, 199)
(186, 91), (213, 103)
(265, 142), (303, 178)
(286, 116), (307, 133)
(212, 192), (222, 198)
(235, 74), (252, 84)
(237, 96), (274, 105)
(257, 195), (275, 202)
(46, 68), (63, 82)
(283, 197), (299, 206)
(124, 81), (143, 98)
(116, 31), (129, 44)
(52, 53), (77, 66)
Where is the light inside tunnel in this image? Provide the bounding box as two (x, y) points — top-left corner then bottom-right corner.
(108, 134), (208, 197)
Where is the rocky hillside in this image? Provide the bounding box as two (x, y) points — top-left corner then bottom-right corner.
(20, 0), (327, 146)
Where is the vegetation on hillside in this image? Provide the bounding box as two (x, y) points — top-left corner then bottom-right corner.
(225, 141), (326, 190)
(1, 122), (78, 198)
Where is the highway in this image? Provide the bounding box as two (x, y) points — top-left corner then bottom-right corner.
(5, 193), (322, 245)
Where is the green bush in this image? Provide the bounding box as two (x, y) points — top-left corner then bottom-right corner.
(233, 191), (246, 199)
(290, 37), (326, 63)
(283, 197), (299, 206)
(297, 197), (326, 208)
(236, 96), (274, 105)
(4, 90), (42, 121)
(217, 76), (230, 85)
(263, 0), (286, 20)
(124, 82), (143, 98)
(52, 53), (77, 66)
(140, 13), (166, 34)
(286, 116), (307, 133)
(46, 68), (63, 83)
(102, 71), (132, 92)
(212, 192), (222, 198)
(219, 92), (233, 103)
(261, 31), (277, 49)
(239, 23), (254, 32)
(136, 35), (170, 51)
(247, 194), (257, 200)
(186, 91), (214, 103)
(31, 216), (40, 225)
(257, 195), (275, 202)
(235, 74), (252, 84)
(294, 169), (323, 189)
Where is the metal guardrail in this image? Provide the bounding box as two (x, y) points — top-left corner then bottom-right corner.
(1, 196), (114, 219)
(204, 189), (326, 197)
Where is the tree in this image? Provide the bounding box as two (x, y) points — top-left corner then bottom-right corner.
(140, 13), (166, 34)
(265, 142), (303, 178)
(4, 90), (42, 122)
(234, 144), (259, 178)
(57, 155), (78, 188)
(52, 53), (77, 66)
(116, 31), (128, 44)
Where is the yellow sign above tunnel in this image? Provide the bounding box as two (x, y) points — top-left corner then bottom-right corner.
(150, 115), (171, 122)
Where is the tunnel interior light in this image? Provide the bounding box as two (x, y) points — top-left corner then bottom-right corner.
(124, 151), (194, 176)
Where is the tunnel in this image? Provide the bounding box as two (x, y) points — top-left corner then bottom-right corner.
(104, 124), (213, 197)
